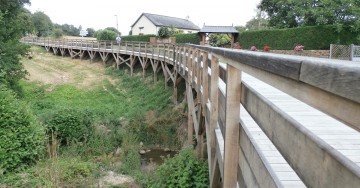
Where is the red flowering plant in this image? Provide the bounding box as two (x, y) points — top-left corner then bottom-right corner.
(294, 45), (304, 51)
(263, 45), (271, 52)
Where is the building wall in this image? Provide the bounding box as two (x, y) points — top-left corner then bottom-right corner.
(131, 16), (157, 35)
(131, 15), (200, 35)
(155, 27), (199, 34)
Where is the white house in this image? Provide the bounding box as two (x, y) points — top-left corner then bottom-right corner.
(131, 13), (200, 35)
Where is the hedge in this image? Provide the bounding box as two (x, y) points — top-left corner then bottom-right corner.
(238, 25), (360, 50)
(121, 33), (201, 44)
(174, 33), (201, 44)
(121, 34), (156, 42)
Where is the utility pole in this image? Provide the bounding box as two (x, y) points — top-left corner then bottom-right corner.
(114, 15), (119, 35)
(114, 14), (121, 44)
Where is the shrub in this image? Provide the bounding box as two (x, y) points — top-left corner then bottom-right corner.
(96, 29), (117, 41)
(209, 33), (231, 47)
(45, 108), (93, 146)
(158, 27), (171, 38)
(0, 86), (45, 173)
(148, 148), (209, 188)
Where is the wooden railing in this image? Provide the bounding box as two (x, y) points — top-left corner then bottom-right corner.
(22, 37), (360, 188)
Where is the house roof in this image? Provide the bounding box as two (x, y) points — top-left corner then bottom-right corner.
(131, 13), (200, 30)
(199, 26), (239, 33)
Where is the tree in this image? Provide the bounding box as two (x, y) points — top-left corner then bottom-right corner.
(235, 26), (247, 32)
(245, 9), (268, 30)
(96, 29), (117, 40)
(86, 28), (96, 37)
(0, 0), (31, 93)
(105, 27), (121, 36)
(32, 11), (53, 37)
(55, 24), (80, 36)
(52, 28), (63, 38)
(259, 0), (360, 31)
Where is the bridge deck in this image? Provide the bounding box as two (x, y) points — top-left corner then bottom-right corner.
(237, 73), (360, 187)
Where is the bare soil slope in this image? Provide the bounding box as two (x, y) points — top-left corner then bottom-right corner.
(23, 47), (114, 88)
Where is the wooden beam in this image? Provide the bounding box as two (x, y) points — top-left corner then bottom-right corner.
(208, 55), (220, 183)
(223, 64), (241, 187)
(187, 87), (194, 146)
(202, 52), (209, 117)
(186, 84), (199, 136)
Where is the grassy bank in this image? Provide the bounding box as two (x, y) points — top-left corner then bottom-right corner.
(0, 46), (210, 187)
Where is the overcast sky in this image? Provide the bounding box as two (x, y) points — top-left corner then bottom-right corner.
(26, 0), (261, 35)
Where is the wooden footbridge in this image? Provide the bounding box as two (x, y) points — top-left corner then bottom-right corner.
(22, 38), (360, 188)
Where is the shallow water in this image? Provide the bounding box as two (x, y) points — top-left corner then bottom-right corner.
(140, 148), (177, 165)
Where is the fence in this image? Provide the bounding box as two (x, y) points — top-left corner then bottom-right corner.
(330, 44), (360, 61)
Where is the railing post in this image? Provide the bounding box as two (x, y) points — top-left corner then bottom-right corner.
(132, 42), (135, 56)
(202, 52), (209, 115)
(188, 48), (192, 83)
(350, 44), (354, 61)
(209, 55), (220, 187)
(223, 64), (241, 187)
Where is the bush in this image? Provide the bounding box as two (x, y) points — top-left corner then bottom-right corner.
(158, 27), (172, 38)
(45, 108), (93, 146)
(0, 86), (45, 173)
(209, 34), (231, 47)
(96, 29), (117, 41)
(148, 148), (209, 188)
(238, 25), (360, 50)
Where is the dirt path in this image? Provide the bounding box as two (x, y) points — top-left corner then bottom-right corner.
(23, 47), (116, 89)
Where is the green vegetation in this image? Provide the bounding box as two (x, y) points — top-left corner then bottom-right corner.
(32, 11), (53, 37)
(209, 34), (231, 47)
(0, 0), (31, 94)
(0, 86), (45, 173)
(0, 46), (209, 187)
(95, 29), (118, 40)
(259, 0), (360, 30)
(122, 34), (157, 42)
(148, 148), (209, 188)
(122, 33), (201, 44)
(175, 33), (201, 44)
(239, 25), (360, 50)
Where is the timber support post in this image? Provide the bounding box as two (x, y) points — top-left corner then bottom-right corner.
(223, 64), (241, 187)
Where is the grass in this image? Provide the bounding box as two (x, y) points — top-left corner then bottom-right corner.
(1, 46), (187, 187)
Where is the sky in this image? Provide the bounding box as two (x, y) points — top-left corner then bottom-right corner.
(26, 0), (261, 36)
